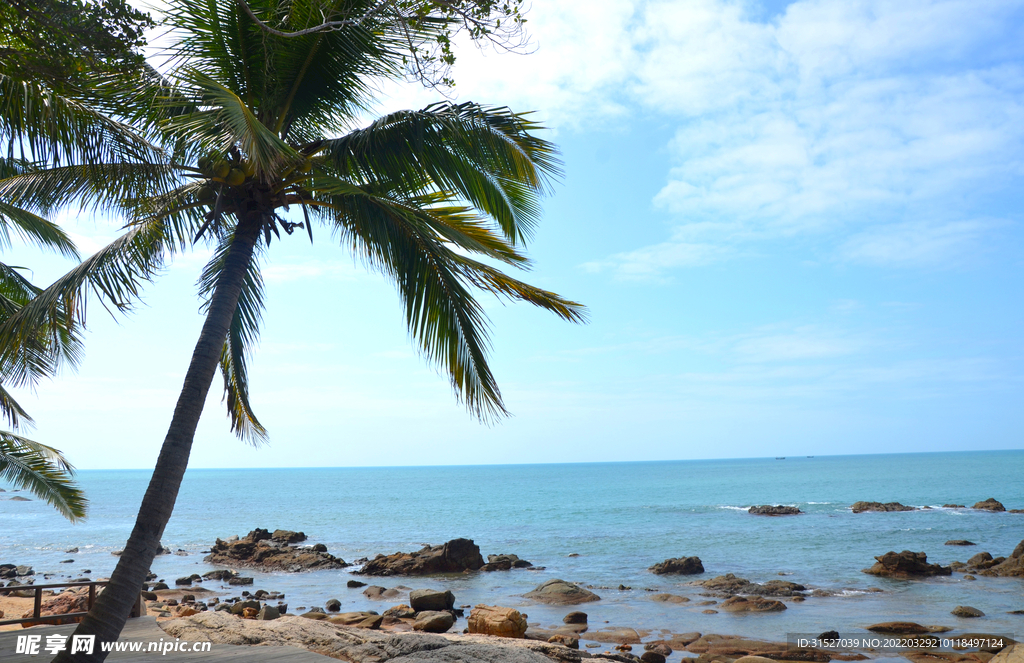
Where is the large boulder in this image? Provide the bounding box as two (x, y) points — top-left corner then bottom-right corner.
(863, 551), (952, 578)
(409, 589), (455, 612)
(524, 579), (600, 605)
(356, 538), (485, 576)
(973, 498), (1006, 512)
(958, 540), (1024, 577)
(649, 556), (704, 575)
(412, 611), (455, 633)
(204, 529), (347, 572)
(851, 501), (918, 513)
(468, 605), (528, 638)
(748, 505), (802, 516)
(989, 645), (1022, 663)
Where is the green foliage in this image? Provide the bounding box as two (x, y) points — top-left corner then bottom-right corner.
(0, 432), (87, 520)
(0, 0), (154, 91)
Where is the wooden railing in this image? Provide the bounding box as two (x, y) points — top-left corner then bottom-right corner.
(0, 581), (143, 626)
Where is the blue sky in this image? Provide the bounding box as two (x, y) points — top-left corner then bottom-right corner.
(7, 0), (1024, 469)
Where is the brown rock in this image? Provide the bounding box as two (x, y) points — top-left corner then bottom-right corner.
(952, 606), (985, 618)
(468, 604), (528, 638)
(866, 622), (933, 634)
(548, 635), (579, 648)
(412, 610), (454, 633)
(650, 593), (689, 603)
(585, 627), (643, 644)
(946, 541), (977, 546)
(851, 501), (917, 513)
(748, 505), (802, 516)
(719, 596), (787, 613)
(989, 644), (1022, 663)
(563, 611), (588, 624)
(649, 556), (704, 575)
(357, 538), (484, 576)
(641, 651), (666, 663)
(973, 499), (1005, 512)
(204, 529), (347, 572)
(700, 573), (806, 596)
(524, 579), (600, 605)
(863, 551), (952, 578)
(20, 589), (90, 626)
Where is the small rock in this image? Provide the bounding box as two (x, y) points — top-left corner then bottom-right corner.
(851, 501), (917, 513)
(347, 580), (366, 588)
(648, 556), (704, 575)
(409, 589), (455, 612)
(952, 606), (985, 618)
(946, 540), (977, 546)
(548, 635), (579, 648)
(467, 604), (528, 638)
(748, 505), (802, 516)
(65, 547), (79, 554)
(641, 652), (666, 663)
(564, 611), (588, 624)
(525, 579), (600, 605)
(325, 598), (341, 612)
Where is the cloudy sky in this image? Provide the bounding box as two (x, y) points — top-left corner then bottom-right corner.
(7, 0), (1023, 469)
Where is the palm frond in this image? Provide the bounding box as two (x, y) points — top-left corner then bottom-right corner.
(0, 72), (162, 165)
(0, 431), (87, 521)
(198, 232), (268, 444)
(321, 102), (562, 245)
(0, 219), (170, 387)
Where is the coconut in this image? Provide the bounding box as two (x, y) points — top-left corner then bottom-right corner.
(225, 167), (246, 186)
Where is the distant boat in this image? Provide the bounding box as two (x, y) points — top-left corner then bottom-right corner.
(775, 456), (786, 460)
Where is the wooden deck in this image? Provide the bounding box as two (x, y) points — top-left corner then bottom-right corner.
(0, 617), (335, 662)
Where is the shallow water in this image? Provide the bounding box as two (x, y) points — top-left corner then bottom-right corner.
(2, 451), (1023, 648)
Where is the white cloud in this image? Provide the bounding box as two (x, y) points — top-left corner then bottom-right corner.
(839, 218), (1008, 266)
(515, 0), (1024, 277)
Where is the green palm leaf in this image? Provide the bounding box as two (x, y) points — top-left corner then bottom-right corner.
(0, 431), (87, 521)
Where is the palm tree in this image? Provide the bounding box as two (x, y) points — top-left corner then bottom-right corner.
(0, 0), (583, 657)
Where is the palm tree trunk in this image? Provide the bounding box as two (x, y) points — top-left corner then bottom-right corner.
(54, 219), (262, 663)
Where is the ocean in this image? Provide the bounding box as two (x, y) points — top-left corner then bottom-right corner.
(2, 450), (1022, 648)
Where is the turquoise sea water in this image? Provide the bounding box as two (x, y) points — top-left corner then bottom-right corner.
(2, 451), (1023, 647)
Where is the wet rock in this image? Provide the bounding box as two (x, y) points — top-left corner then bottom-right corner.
(482, 554), (533, 572)
(363, 586), (404, 601)
(649, 556), (704, 575)
(947, 541), (977, 546)
(748, 505), (802, 516)
(326, 599), (341, 612)
(205, 529), (346, 572)
(229, 600), (261, 615)
(356, 538), (484, 576)
(640, 652), (665, 663)
(311, 544), (327, 553)
(15, 565), (33, 576)
(586, 627), (644, 644)
(65, 547), (79, 554)
(468, 604), (528, 638)
(228, 577), (254, 586)
(719, 596), (787, 612)
(699, 574), (806, 597)
(384, 604), (416, 618)
(944, 504), (967, 509)
(10, 496), (31, 501)
(548, 635), (579, 648)
(563, 611), (588, 624)
(851, 501), (918, 513)
(525, 579), (600, 605)
(347, 580), (367, 588)
(965, 540), (1024, 577)
(953, 606), (985, 618)
(973, 499), (1006, 512)
(410, 589), (455, 612)
(412, 610), (455, 633)
(650, 593), (689, 603)
(863, 551), (952, 578)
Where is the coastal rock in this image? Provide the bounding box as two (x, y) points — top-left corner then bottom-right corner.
(356, 538), (485, 576)
(21, 588), (90, 626)
(649, 556), (704, 575)
(412, 610), (455, 633)
(973, 499), (1006, 512)
(548, 635), (579, 648)
(257, 605), (281, 620)
(954, 541), (1024, 577)
(699, 574), (807, 597)
(160, 611), (566, 663)
(851, 501), (918, 513)
(685, 634), (825, 660)
(482, 554), (533, 572)
(946, 541), (977, 546)
(640, 652), (666, 663)
(863, 551), (952, 578)
(347, 580), (367, 588)
(650, 593), (689, 603)
(563, 611), (588, 624)
(748, 505), (802, 516)
(468, 605), (528, 638)
(866, 622), (934, 634)
(205, 529), (347, 572)
(719, 596), (787, 613)
(586, 627), (644, 644)
(363, 586), (404, 601)
(944, 504), (967, 509)
(9, 496), (31, 501)
(989, 645), (1022, 663)
(952, 606), (985, 618)
(326, 599), (341, 612)
(409, 589), (455, 612)
(524, 579), (600, 605)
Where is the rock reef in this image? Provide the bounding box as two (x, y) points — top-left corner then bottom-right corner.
(851, 501), (917, 513)
(951, 539), (1024, 577)
(205, 528), (348, 572)
(862, 551), (952, 578)
(649, 556), (704, 575)
(748, 505), (802, 516)
(356, 538), (485, 576)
